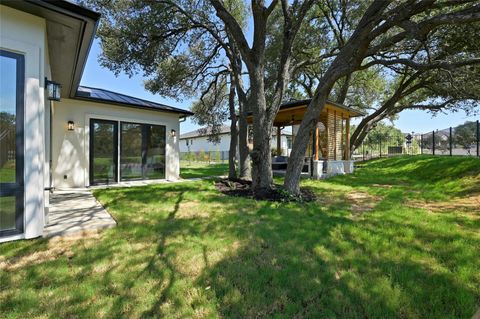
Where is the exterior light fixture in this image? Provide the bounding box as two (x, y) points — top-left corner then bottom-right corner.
(67, 121), (75, 131)
(170, 129), (176, 137)
(45, 77), (61, 101)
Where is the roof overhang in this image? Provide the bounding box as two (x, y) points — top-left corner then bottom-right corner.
(2, 0), (100, 98)
(247, 99), (365, 126)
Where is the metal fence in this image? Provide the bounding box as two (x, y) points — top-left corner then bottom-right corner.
(418, 120), (479, 156)
(353, 120), (479, 161)
(180, 150), (229, 163)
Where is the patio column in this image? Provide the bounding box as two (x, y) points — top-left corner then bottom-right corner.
(325, 109), (329, 159)
(346, 116), (351, 160)
(276, 126), (281, 156)
(334, 110), (337, 160)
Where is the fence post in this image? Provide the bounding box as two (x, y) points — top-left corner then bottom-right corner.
(379, 138), (382, 158)
(477, 120), (479, 157)
(449, 127), (453, 156)
(362, 143), (365, 161)
(421, 134), (423, 155)
(432, 130), (435, 155)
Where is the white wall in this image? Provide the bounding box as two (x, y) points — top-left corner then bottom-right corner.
(0, 5), (47, 240)
(180, 133), (292, 155)
(52, 98), (181, 188)
(180, 133), (230, 152)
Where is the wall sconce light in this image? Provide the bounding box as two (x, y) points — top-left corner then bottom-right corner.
(67, 121), (75, 131)
(170, 129), (176, 137)
(45, 78), (62, 101)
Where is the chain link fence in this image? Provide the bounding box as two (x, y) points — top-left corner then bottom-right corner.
(353, 120), (479, 160)
(180, 150), (229, 164)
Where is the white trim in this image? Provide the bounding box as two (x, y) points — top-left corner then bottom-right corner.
(0, 233), (26, 243)
(84, 113), (171, 187)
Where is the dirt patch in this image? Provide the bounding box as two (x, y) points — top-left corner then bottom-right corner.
(215, 179), (316, 202)
(345, 191), (380, 217)
(409, 194), (480, 214)
(0, 230), (102, 271)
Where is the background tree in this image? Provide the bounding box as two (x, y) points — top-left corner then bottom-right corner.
(86, 0), (252, 180)
(454, 121), (477, 149)
(284, 1), (480, 194)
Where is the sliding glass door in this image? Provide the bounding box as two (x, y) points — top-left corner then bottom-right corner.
(89, 119), (118, 185)
(120, 122), (166, 181)
(0, 50), (24, 237)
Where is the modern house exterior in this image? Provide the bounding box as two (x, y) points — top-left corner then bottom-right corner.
(0, 1), (192, 242)
(180, 125), (293, 155)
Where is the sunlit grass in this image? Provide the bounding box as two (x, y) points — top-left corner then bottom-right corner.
(180, 162), (228, 179)
(1, 156), (479, 318)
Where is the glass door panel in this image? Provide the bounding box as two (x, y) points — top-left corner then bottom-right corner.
(120, 122), (166, 180)
(144, 125), (166, 179)
(0, 50), (24, 236)
(120, 123), (143, 180)
(90, 119), (118, 185)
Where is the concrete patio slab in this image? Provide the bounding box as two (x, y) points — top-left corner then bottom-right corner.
(43, 190), (116, 238)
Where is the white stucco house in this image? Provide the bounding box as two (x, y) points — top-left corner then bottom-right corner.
(0, 1), (192, 242)
(180, 125), (293, 155)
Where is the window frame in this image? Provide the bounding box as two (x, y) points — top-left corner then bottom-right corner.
(0, 49), (25, 237)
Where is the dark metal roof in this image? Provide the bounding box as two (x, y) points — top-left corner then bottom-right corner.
(75, 86), (194, 116)
(180, 125), (232, 139)
(279, 99), (365, 117)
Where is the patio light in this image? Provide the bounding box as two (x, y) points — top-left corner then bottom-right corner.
(67, 121), (75, 131)
(170, 129), (176, 137)
(45, 78), (61, 101)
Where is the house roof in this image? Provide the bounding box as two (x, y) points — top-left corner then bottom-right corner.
(3, 0), (192, 117)
(180, 125), (232, 139)
(76, 86), (194, 116)
(180, 125), (292, 139)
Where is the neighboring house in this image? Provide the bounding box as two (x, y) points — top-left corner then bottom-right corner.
(0, 1), (192, 242)
(180, 125), (293, 155)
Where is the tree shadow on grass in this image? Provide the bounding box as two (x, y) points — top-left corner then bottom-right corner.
(193, 202), (478, 318)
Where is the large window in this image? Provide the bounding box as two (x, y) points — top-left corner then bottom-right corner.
(0, 50), (24, 236)
(120, 122), (165, 181)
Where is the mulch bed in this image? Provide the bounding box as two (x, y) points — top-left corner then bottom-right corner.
(215, 178), (317, 202)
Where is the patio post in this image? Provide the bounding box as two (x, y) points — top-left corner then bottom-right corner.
(345, 116), (350, 160)
(325, 109), (329, 159)
(276, 126), (281, 156)
(334, 110), (337, 160)
(314, 125), (319, 161)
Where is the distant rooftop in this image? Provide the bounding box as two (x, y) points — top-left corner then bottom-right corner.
(75, 86), (193, 116)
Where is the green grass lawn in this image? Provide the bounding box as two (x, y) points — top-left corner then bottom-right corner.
(180, 161), (228, 178)
(1, 156), (479, 318)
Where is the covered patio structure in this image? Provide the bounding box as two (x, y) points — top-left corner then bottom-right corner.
(248, 99), (364, 179)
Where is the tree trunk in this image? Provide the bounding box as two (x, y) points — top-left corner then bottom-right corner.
(228, 81), (238, 179)
(284, 93), (330, 194)
(336, 73), (352, 105)
(250, 72), (273, 197)
(238, 108), (250, 179)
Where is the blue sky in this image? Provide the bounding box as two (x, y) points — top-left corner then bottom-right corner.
(80, 39), (479, 135)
